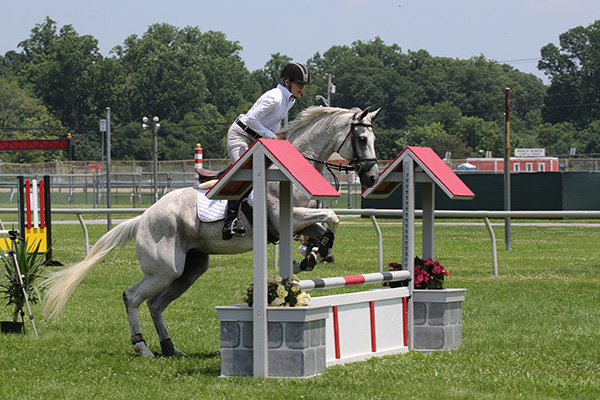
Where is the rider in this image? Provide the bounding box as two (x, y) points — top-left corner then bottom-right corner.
(222, 62), (310, 240)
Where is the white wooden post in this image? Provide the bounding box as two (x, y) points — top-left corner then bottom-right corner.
(278, 180), (294, 279)
(252, 152), (268, 377)
(422, 182), (435, 260)
(402, 159), (415, 350)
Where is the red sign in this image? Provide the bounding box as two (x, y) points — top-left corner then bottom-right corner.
(0, 139), (69, 151)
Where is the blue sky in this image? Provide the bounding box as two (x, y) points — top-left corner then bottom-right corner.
(2, 0), (600, 83)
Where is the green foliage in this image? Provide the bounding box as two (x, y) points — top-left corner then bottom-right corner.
(535, 122), (578, 156)
(539, 20), (600, 127)
(18, 17), (107, 133)
(0, 238), (46, 323)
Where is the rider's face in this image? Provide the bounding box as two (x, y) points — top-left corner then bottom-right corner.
(290, 80), (306, 98)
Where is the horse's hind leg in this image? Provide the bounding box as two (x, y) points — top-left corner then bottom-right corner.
(147, 250), (209, 357)
(123, 274), (176, 357)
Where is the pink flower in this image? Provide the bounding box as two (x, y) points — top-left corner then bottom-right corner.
(432, 265), (443, 275)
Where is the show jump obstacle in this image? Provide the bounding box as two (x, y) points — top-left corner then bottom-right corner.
(0, 176), (53, 259)
(210, 143), (473, 378)
(363, 146), (475, 349)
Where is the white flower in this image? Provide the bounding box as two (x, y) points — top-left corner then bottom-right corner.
(270, 297), (284, 306)
(277, 285), (288, 298)
(296, 292), (311, 307)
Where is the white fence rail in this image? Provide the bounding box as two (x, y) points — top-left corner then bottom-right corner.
(2, 207), (599, 276)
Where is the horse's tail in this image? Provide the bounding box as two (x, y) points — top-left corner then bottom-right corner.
(42, 215), (142, 319)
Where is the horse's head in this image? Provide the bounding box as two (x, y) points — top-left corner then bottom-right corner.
(336, 107), (380, 187)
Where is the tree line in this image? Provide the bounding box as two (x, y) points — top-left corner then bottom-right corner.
(1, 17), (599, 163)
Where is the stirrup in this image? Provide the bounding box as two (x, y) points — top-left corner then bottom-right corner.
(222, 218), (245, 240)
(231, 218), (246, 236)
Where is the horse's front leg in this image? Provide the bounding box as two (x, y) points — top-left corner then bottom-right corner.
(291, 207), (339, 272)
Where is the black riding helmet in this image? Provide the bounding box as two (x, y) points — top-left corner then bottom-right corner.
(280, 63), (311, 85)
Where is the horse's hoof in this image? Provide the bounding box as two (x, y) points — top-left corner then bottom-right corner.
(133, 342), (155, 358)
(160, 338), (187, 357)
(171, 348), (188, 358)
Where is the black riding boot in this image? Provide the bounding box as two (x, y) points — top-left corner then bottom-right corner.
(222, 199), (245, 240)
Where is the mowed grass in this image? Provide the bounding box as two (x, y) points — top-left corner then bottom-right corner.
(1, 219), (599, 399)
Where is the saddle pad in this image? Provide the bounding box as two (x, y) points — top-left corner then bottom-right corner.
(197, 188), (227, 222)
(196, 188), (254, 222)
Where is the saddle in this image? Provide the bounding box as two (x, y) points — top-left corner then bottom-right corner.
(195, 167), (224, 183)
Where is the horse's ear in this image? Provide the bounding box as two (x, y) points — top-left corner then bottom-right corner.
(357, 107), (380, 121)
(357, 107), (371, 121)
(367, 107), (381, 120)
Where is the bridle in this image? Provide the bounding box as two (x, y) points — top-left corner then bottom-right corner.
(335, 120), (377, 173)
(304, 117), (377, 189)
(305, 118), (376, 172)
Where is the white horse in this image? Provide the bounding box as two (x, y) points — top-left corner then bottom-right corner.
(42, 106), (380, 357)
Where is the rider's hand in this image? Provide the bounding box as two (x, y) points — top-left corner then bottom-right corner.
(274, 132), (286, 140)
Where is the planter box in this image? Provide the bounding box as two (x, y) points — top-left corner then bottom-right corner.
(413, 288), (466, 352)
(216, 305), (329, 378)
(1, 321), (24, 334)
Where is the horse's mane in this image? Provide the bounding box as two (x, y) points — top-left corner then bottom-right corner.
(282, 106), (352, 136)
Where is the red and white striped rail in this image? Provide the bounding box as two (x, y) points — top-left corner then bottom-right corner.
(298, 270), (410, 291)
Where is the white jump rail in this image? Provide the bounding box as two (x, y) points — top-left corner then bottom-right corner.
(1, 207), (599, 275)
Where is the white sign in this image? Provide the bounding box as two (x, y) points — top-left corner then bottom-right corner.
(99, 119), (107, 132)
(515, 148), (545, 157)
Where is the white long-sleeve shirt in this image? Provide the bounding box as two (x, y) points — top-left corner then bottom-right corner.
(238, 84), (295, 139)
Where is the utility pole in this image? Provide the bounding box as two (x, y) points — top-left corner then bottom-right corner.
(504, 88), (511, 251)
(106, 107), (112, 231)
(142, 116), (160, 203)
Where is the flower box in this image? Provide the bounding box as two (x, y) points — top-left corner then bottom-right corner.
(413, 288), (466, 352)
(216, 304), (329, 378)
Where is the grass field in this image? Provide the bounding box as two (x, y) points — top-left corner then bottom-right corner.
(1, 219), (599, 399)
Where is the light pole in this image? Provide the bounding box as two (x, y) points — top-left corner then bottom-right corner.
(315, 95), (328, 106)
(142, 116), (160, 203)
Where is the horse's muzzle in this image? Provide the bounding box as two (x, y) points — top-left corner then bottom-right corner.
(356, 160), (378, 187)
